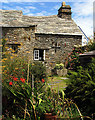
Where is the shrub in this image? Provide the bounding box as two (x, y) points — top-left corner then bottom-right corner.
(55, 63), (64, 70)
(65, 58), (95, 117)
(87, 41), (95, 51)
(65, 47), (83, 70)
(30, 61), (47, 81)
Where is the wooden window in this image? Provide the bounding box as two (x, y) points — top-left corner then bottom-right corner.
(34, 50), (39, 60)
(34, 49), (45, 61)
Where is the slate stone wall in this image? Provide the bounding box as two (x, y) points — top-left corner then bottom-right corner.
(2, 26), (35, 60)
(35, 33), (82, 74)
(2, 27), (82, 74)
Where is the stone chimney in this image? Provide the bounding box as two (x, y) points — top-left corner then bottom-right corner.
(58, 2), (72, 19)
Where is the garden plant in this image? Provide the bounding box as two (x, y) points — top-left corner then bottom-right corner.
(2, 38), (92, 120)
(65, 41), (95, 119)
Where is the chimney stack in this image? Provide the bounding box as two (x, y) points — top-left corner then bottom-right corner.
(58, 2), (72, 19)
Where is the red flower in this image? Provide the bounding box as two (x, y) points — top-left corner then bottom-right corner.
(79, 53), (82, 54)
(73, 48), (75, 50)
(12, 77), (18, 81)
(22, 72), (24, 74)
(69, 59), (73, 62)
(65, 43), (66, 47)
(42, 79), (45, 83)
(20, 78), (25, 83)
(77, 52), (79, 54)
(9, 82), (13, 85)
(68, 53), (71, 56)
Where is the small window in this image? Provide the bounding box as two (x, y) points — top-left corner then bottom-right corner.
(34, 49), (45, 61)
(7, 44), (20, 53)
(34, 50), (39, 60)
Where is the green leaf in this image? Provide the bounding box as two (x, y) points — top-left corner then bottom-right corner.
(60, 90), (65, 101)
(39, 98), (42, 105)
(86, 72), (92, 80)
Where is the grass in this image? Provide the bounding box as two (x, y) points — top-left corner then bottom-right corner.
(47, 76), (68, 91)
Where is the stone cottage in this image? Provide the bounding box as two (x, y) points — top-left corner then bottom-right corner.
(0, 2), (83, 74)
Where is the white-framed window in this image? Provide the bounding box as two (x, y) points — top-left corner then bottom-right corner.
(34, 49), (45, 61)
(34, 50), (39, 60)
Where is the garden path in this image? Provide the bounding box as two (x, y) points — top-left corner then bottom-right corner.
(48, 77), (69, 90)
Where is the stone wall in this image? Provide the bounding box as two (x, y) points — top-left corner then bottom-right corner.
(35, 33), (82, 74)
(2, 26), (35, 60)
(2, 27), (82, 75)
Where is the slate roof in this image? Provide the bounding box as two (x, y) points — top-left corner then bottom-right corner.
(0, 10), (35, 27)
(0, 10), (83, 35)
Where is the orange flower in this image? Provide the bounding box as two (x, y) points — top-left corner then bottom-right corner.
(12, 77), (18, 81)
(9, 82), (12, 85)
(42, 79), (45, 83)
(20, 78), (25, 83)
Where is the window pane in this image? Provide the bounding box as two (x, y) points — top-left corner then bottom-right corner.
(34, 50), (39, 60)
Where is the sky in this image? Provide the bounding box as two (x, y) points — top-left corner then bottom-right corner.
(0, 0), (94, 43)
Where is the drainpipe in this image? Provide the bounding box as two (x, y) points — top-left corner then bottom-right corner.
(78, 26), (89, 45)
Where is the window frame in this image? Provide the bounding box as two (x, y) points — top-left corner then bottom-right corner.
(34, 49), (46, 61)
(34, 50), (39, 60)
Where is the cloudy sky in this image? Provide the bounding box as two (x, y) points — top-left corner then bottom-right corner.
(0, 0), (94, 40)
